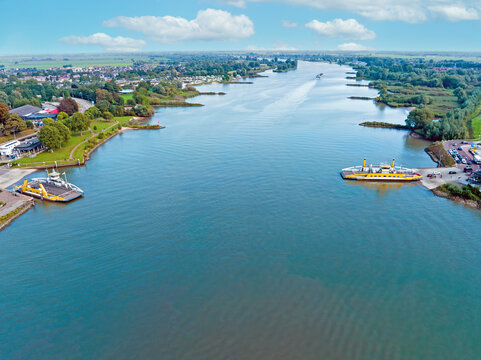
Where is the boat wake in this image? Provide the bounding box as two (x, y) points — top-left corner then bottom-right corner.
(261, 80), (316, 117)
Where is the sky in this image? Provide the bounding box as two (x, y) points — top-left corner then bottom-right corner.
(1, 0), (481, 54)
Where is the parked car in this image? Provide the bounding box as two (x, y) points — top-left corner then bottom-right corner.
(427, 174), (434, 178)
(458, 147), (463, 151)
(464, 166), (473, 172)
(449, 170), (457, 174)
(468, 160), (473, 165)
(462, 158), (467, 164)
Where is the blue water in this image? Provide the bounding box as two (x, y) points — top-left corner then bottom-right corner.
(2, 61), (481, 359)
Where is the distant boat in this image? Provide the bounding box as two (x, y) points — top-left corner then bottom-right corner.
(316, 73), (324, 79)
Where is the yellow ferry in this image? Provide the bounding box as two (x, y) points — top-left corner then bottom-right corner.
(341, 159), (422, 182)
(13, 170), (84, 202)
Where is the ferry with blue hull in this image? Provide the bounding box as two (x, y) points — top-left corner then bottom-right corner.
(341, 159), (422, 182)
(13, 170), (84, 202)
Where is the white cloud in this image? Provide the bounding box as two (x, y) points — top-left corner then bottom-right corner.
(103, 9), (254, 43)
(246, 41), (297, 51)
(60, 33), (146, 52)
(221, 0), (246, 7)
(429, 5), (479, 21)
(337, 42), (374, 51)
(306, 18), (375, 40)
(281, 20), (298, 28)
(238, 0), (481, 23)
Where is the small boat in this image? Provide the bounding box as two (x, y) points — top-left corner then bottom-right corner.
(340, 159), (422, 182)
(13, 169), (84, 202)
(316, 73), (324, 79)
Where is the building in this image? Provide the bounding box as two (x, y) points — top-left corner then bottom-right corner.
(0, 140), (20, 156)
(9, 104), (57, 126)
(14, 137), (44, 157)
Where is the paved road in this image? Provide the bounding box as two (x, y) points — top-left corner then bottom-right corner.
(72, 98), (93, 113)
(0, 168), (37, 188)
(415, 166), (468, 190)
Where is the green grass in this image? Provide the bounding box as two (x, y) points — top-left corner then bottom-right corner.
(119, 93), (134, 102)
(13, 117), (132, 166)
(471, 117), (481, 138)
(92, 120), (115, 133)
(381, 85), (458, 117)
(114, 116), (133, 126)
(0, 56), (134, 70)
(15, 133), (89, 165)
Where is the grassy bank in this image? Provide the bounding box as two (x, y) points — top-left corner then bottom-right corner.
(376, 85), (458, 117)
(425, 142), (455, 167)
(435, 183), (481, 209)
(14, 133), (90, 166)
(359, 121), (409, 130)
(12, 116), (137, 168)
(0, 201), (34, 231)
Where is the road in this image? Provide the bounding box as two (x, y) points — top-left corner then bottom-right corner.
(414, 166), (469, 190)
(72, 98), (93, 113)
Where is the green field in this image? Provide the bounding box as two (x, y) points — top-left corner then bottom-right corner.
(92, 120), (115, 133)
(471, 117), (481, 138)
(0, 55), (135, 70)
(381, 85), (458, 117)
(15, 133), (90, 165)
(119, 93), (134, 102)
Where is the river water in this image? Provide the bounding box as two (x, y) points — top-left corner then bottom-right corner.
(2, 61), (481, 359)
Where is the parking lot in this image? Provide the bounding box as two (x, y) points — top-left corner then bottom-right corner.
(443, 140), (481, 173)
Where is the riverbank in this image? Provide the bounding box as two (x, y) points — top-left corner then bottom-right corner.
(433, 184), (481, 210)
(0, 190), (35, 231)
(359, 121), (409, 130)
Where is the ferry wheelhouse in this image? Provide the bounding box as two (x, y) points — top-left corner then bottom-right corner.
(341, 159), (422, 182)
(13, 170), (84, 202)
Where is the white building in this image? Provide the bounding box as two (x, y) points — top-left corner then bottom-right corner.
(0, 140), (20, 156)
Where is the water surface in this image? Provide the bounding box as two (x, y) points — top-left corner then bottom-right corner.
(2, 61), (481, 360)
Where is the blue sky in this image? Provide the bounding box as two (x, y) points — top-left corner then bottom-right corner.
(1, 0), (481, 54)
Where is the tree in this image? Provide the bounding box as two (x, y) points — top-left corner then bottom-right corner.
(65, 112), (89, 132)
(4, 114), (27, 135)
(103, 111), (114, 120)
(58, 97), (79, 116)
(0, 102), (9, 124)
(53, 121), (70, 144)
(0, 91), (8, 105)
(133, 105), (153, 117)
(38, 125), (61, 150)
(96, 89), (113, 103)
(57, 112), (69, 120)
(85, 106), (101, 120)
(406, 108), (434, 129)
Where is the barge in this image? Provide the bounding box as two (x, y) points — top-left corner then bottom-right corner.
(341, 159), (422, 182)
(13, 170), (84, 202)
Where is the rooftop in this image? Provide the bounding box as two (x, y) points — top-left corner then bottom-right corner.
(9, 105), (42, 117)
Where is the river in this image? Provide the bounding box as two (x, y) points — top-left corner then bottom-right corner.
(2, 61), (481, 359)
